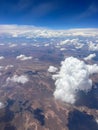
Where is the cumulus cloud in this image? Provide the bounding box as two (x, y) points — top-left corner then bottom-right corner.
(48, 66), (58, 73)
(9, 44), (17, 48)
(60, 39), (71, 45)
(88, 42), (98, 51)
(0, 56), (5, 60)
(16, 54), (32, 61)
(5, 65), (14, 70)
(84, 53), (96, 61)
(60, 48), (66, 51)
(60, 39), (84, 49)
(0, 66), (4, 70)
(7, 75), (29, 84)
(51, 57), (98, 104)
(21, 43), (27, 46)
(44, 44), (49, 47)
(0, 102), (5, 109)
(96, 118), (98, 124)
(0, 44), (4, 46)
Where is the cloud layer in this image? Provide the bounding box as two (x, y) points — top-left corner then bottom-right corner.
(0, 25), (98, 38)
(52, 57), (98, 104)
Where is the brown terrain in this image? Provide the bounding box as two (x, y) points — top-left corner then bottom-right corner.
(0, 44), (98, 130)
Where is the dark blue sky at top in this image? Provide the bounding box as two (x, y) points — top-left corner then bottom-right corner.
(0, 0), (98, 29)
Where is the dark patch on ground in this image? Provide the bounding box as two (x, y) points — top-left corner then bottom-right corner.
(25, 70), (38, 75)
(68, 109), (98, 130)
(14, 101), (45, 126)
(75, 84), (98, 109)
(4, 124), (16, 130)
(0, 99), (15, 122)
(15, 100), (30, 113)
(5, 72), (12, 75)
(0, 99), (15, 130)
(33, 108), (45, 126)
(7, 99), (15, 108)
(26, 106), (33, 113)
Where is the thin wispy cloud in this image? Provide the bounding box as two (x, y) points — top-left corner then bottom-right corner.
(78, 3), (98, 19)
(31, 2), (56, 18)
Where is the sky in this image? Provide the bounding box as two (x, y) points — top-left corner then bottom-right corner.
(0, 0), (98, 29)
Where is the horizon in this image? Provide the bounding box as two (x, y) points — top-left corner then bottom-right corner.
(0, 24), (98, 30)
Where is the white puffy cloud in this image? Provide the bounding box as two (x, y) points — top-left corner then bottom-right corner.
(5, 65), (14, 70)
(21, 43), (27, 46)
(60, 39), (71, 45)
(60, 48), (66, 51)
(0, 44), (4, 46)
(51, 57), (98, 104)
(44, 44), (49, 47)
(48, 66), (58, 73)
(16, 54), (32, 61)
(0, 56), (5, 60)
(0, 66), (4, 70)
(88, 41), (98, 51)
(84, 53), (96, 61)
(0, 65), (13, 71)
(96, 118), (98, 124)
(12, 34), (18, 37)
(7, 75), (29, 84)
(9, 44), (17, 48)
(60, 39), (84, 49)
(0, 102), (5, 109)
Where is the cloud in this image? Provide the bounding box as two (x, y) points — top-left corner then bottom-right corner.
(12, 34), (18, 37)
(96, 118), (98, 124)
(0, 65), (13, 71)
(0, 66), (4, 70)
(0, 56), (5, 60)
(16, 54), (32, 61)
(60, 39), (84, 49)
(31, 2), (55, 18)
(9, 44), (17, 48)
(60, 48), (66, 51)
(84, 53), (96, 61)
(15, 0), (32, 11)
(44, 44), (49, 47)
(0, 25), (98, 38)
(51, 57), (98, 104)
(7, 75), (29, 84)
(78, 3), (98, 19)
(0, 44), (4, 46)
(88, 42), (98, 51)
(5, 65), (14, 70)
(21, 43), (27, 46)
(48, 66), (58, 73)
(0, 102), (5, 109)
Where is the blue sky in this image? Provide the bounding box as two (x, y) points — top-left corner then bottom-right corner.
(0, 0), (98, 29)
